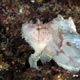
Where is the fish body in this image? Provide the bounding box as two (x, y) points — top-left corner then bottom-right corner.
(22, 15), (80, 72)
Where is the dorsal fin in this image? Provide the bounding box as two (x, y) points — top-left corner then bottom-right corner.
(36, 19), (42, 24)
(57, 15), (64, 20)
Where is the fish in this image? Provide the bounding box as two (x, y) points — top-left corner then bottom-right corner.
(21, 15), (80, 72)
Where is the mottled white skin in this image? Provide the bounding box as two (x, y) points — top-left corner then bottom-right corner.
(50, 15), (80, 71)
(22, 15), (80, 72)
(22, 21), (52, 69)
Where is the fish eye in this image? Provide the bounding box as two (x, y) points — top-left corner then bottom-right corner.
(66, 42), (71, 46)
